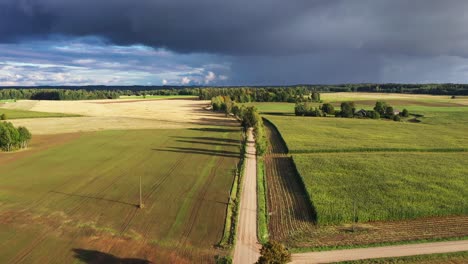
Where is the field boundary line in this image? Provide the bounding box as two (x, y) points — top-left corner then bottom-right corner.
(289, 148), (468, 154)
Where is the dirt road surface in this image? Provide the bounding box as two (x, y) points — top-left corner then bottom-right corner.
(291, 240), (468, 263)
(233, 128), (261, 264)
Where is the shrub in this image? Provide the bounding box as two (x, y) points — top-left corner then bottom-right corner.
(256, 241), (291, 264)
(385, 106), (394, 117)
(401, 108), (409, 117)
(321, 103), (335, 115)
(339, 102), (355, 118)
(0, 113), (6, 120)
(368, 110), (380, 119)
(393, 115), (401, 121)
(374, 101), (387, 115)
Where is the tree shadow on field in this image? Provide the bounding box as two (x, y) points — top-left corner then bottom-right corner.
(175, 139), (238, 147)
(51, 191), (139, 208)
(189, 127), (240, 133)
(72, 248), (151, 264)
(174, 136), (240, 144)
(153, 147), (239, 158)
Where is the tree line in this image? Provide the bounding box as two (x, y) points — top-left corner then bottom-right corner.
(2, 82), (467, 101)
(0, 87), (197, 101)
(211, 95), (268, 155)
(0, 122), (32, 152)
(295, 101), (409, 122)
(200, 87), (321, 103)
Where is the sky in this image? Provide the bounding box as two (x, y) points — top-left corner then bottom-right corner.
(1, 0), (468, 86)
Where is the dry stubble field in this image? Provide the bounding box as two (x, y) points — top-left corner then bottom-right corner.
(0, 99), (240, 263)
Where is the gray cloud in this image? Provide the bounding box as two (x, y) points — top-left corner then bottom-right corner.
(1, 0), (468, 85)
(1, 0), (466, 57)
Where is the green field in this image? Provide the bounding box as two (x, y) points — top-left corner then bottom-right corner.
(266, 109), (468, 153)
(0, 127), (241, 263)
(0, 108), (80, 119)
(262, 93), (468, 226)
(294, 153), (467, 224)
(119, 95), (198, 100)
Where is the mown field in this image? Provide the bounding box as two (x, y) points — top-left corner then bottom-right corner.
(0, 107), (80, 119)
(0, 127), (241, 263)
(260, 93), (468, 248)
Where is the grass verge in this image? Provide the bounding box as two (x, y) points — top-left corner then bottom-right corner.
(290, 236), (468, 253)
(257, 157), (269, 244)
(334, 250), (468, 264)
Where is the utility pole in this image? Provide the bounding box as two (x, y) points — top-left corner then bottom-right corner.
(139, 175), (144, 209)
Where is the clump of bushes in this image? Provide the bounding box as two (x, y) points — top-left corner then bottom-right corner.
(0, 113), (6, 120)
(294, 102), (323, 116)
(0, 122), (32, 152)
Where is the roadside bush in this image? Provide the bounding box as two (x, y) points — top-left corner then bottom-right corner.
(0, 113), (6, 120)
(256, 241), (291, 264)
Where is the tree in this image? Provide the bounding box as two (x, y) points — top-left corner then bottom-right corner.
(256, 241), (291, 264)
(374, 101), (387, 115)
(294, 103), (306, 116)
(223, 96), (233, 117)
(401, 108), (409, 117)
(0, 113), (6, 120)
(17, 126), (32, 149)
(241, 106), (260, 128)
(368, 111), (380, 119)
(321, 103), (335, 115)
(340, 102), (355, 118)
(385, 106), (394, 117)
(311, 92), (320, 102)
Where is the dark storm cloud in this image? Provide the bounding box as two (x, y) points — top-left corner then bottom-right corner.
(1, 0), (467, 57)
(2, 0), (468, 85)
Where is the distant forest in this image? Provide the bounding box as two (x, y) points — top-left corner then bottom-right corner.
(0, 83), (467, 101)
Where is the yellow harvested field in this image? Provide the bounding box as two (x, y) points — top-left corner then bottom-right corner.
(3, 99), (234, 134)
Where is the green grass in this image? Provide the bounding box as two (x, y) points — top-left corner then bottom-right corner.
(265, 112), (468, 153)
(290, 236), (468, 253)
(0, 108), (80, 119)
(294, 153), (467, 224)
(0, 127), (241, 263)
(334, 251), (468, 264)
(257, 158), (269, 244)
(119, 95), (198, 100)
